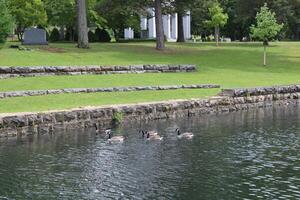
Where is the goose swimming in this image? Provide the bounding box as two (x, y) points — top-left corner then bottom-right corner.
(106, 129), (125, 143)
(176, 128), (194, 139)
(146, 131), (163, 141)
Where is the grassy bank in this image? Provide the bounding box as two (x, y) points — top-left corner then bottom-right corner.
(0, 89), (218, 113)
(0, 42), (299, 113)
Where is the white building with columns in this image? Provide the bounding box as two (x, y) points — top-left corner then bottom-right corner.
(124, 9), (191, 41)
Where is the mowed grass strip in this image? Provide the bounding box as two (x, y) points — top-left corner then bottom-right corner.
(0, 71), (299, 92)
(0, 89), (219, 113)
(0, 70), (300, 92)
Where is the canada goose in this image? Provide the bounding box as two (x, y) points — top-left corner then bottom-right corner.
(139, 130), (146, 138)
(147, 131), (158, 137)
(49, 125), (54, 134)
(176, 128), (194, 139)
(94, 123), (100, 134)
(146, 131), (163, 141)
(106, 129), (125, 143)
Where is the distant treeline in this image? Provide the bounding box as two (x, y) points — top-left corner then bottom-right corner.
(191, 0), (300, 41)
(1, 0), (299, 43)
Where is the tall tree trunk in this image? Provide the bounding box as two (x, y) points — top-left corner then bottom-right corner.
(113, 29), (120, 42)
(177, 11), (185, 42)
(17, 32), (22, 41)
(59, 26), (65, 41)
(154, 0), (165, 50)
(215, 26), (220, 46)
(77, 0), (89, 48)
(16, 26), (24, 41)
(263, 45), (267, 66)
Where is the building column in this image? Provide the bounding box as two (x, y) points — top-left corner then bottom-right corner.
(163, 14), (171, 40)
(171, 13), (178, 40)
(124, 28), (134, 39)
(148, 9), (156, 38)
(140, 16), (148, 31)
(183, 11), (191, 40)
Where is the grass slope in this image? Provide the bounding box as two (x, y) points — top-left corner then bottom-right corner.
(0, 42), (299, 113)
(0, 89), (218, 113)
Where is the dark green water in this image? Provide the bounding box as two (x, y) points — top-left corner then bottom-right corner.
(0, 105), (300, 200)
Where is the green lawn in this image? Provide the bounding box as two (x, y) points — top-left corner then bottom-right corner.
(0, 41), (299, 113)
(0, 89), (219, 113)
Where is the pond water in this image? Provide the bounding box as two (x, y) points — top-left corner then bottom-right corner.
(0, 105), (300, 200)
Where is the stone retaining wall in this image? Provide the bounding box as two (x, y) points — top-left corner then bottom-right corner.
(0, 84), (220, 99)
(1, 89), (300, 138)
(0, 64), (196, 79)
(220, 85), (300, 97)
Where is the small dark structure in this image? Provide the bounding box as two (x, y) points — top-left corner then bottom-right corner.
(22, 28), (48, 45)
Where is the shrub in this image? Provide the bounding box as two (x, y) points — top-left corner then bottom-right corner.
(0, 0), (14, 43)
(65, 28), (78, 42)
(99, 29), (111, 42)
(49, 28), (60, 42)
(112, 111), (123, 125)
(95, 28), (101, 41)
(65, 28), (72, 41)
(95, 28), (111, 42)
(88, 31), (97, 42)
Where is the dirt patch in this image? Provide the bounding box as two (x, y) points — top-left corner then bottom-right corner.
(38, 47), (67, 53)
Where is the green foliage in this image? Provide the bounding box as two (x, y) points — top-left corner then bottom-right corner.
(8, 0), (47, 40)
(0, 0), (14, 43)
(44, 0), (76, 27)
(191, 0), (212, 36)
(250, 4), (284, 43)
(112, 111), (123, 125)
(49, 28), (60, 42)
(206, 2), (229, 28)
(87, 0), (107, 28)
(95, 0), (142, 41)
(88, 31), (97, 42)
(95, 28), (111, 42)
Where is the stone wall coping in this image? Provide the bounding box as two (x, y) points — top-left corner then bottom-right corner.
(220, 84), (300, 97)
(0, 97), (219, 118)
(0, 64), (197, 79)
(0, 84), (220, 99)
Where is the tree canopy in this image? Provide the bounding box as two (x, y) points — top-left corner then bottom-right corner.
(251, 3), (284, 66)
(0, 0), (14, 43)
(8, 0), (47, 40)
(2, 0), (300, 43)
(251, 3), (283, 43)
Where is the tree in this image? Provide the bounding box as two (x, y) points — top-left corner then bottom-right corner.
(190, 0), (213, 39)
(8, 0), (47, 41)
(172, 0), (194, 42)
(0, 0), (14, 43)
(44, 0), (76, 40)
(251, 3), (283, 66)
(155, 0), (165, 50)
(95, 0), (141, 42)
(206, 2), (228, 46)
(77, 0), (89, 48)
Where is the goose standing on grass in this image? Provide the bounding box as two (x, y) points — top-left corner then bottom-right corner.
(176, 128), (194, 139)
(106, 129), (125, 143)
(146, 131), (163, 141)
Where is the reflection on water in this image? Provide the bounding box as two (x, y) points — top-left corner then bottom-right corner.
(0, 105), (300, 199)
